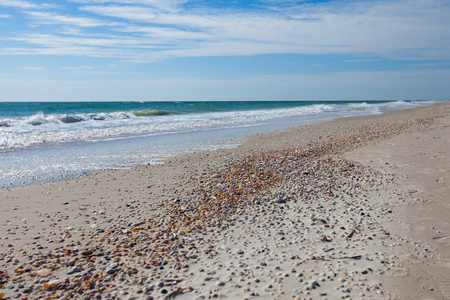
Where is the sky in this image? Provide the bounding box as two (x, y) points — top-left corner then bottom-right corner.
(0, 0), (449, 101)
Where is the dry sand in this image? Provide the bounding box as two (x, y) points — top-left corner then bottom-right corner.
(346, 103), (450, 299)
(0, 102), (449, 299)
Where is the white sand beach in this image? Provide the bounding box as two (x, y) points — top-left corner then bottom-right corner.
(1, 102), (449, 300)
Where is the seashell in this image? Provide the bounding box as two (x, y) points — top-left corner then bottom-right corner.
(36, 268), (52, 277)
(45, 279), (61, 291)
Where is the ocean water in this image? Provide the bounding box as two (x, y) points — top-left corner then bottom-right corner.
(0, 100), (435, 188)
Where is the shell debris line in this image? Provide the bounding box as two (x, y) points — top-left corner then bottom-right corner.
(0, 111), (445, 300)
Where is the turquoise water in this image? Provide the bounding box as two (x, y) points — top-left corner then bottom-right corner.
(0, 100), (383, 118)
(0, 100), (436, 188)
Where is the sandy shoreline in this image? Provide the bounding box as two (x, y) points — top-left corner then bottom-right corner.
(1, 102), (449, 299)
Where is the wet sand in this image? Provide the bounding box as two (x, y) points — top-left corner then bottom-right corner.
(0, 102), (449, 299)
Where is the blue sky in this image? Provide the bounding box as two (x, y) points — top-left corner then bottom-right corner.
(0, 0), (449, 101)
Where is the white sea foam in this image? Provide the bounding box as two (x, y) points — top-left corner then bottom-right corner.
(0, 101), (431, 152)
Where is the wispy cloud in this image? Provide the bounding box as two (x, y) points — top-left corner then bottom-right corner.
(0, 0), (39, 9)
(0, 0), (57, 9)
(19, 66), (45, 71)
(3, 33), (162, 60)
(24, 11), (117, 27)
(62, 65), (117, 75)
(70, 0), (187, 12)
(1, 0), (450, 63)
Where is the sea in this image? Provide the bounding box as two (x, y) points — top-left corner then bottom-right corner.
(0, 100), (436, 189)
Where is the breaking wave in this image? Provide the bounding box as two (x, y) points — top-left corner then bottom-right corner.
(0, 100), (435, 152)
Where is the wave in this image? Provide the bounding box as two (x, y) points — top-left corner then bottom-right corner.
(0, 101), (434, 152)
(1, 109), (176, 128)
(132, 109), (175, 117)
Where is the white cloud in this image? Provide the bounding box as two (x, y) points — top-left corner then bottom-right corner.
(2, 33), (170, 61)
(0, 0), (39, 9)
(0, 0), (57, 10)
(62, 65), (118, 75)
(119, 26), (212, 41)
(81, 5), (160, 22)
(0, 14), (11, 18)
(63, 65), (93, 70)
(24, 11), (115, 27)
(1, 0), (450, 63)
(19, 66), (45, 71)
(77, 0), (450, 61)
(70, 0), (187, 12)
